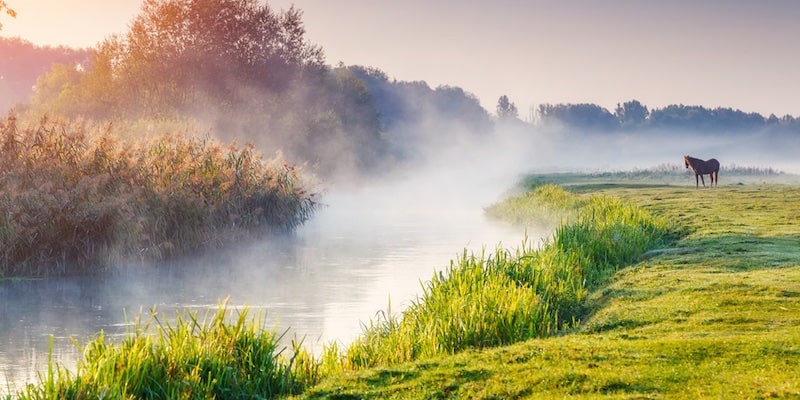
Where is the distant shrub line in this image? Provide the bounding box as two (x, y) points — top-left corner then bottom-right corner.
(0, 117), (317, 277)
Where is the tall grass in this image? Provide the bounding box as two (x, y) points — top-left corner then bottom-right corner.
(9, 301), (321, 399)
(484, 182), (583, 226)
(0, 116), (318, 276)
(344, 184), (675, 368)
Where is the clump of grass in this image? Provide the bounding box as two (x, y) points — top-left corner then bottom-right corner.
(10, 301), (324, 399)
(342, 185), (675, 368)
(484, 183), (583, 226)
(0, 116), (318, 276)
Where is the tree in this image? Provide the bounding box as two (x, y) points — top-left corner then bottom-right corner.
(32, 0), (327, 119)
(538, 103), (618, 131)
(0, 1), (15, 30)
(614, 99), (649, 129)
(496, 95), (518, 119)
(1, 37), (91, 112)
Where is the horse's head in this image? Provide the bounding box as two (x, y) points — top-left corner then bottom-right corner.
(684, 155), (690, 168)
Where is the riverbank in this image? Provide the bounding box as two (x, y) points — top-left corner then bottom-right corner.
(302, 179), (800, 398)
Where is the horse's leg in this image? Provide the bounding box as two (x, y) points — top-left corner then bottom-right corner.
(700, 174), (706, 187)
(695, 174), (699, 188)
(715, 171), (719, 187)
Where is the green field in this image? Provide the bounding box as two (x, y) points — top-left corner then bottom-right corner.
(301, 178), (800, 399)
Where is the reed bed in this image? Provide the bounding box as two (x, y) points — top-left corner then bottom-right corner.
(9, 302), (319, 399)
(0, 116), (317, 276)
(343, 184), (674, 368)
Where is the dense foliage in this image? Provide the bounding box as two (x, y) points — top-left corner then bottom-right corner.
(19, 0), (384, 178)
(344, 65), (493, 161)
(0, 37), (91, 112)
(0, 117), (317, 276)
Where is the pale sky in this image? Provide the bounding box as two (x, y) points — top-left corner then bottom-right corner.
(2, 0), (799, 117)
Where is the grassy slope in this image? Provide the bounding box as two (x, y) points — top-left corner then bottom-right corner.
(301, 182), (800, 399)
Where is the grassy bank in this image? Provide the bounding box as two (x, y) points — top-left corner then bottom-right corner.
(303, 178), (800, 398)
(341, 185), (674, 369)
(0, 117), (317, 276)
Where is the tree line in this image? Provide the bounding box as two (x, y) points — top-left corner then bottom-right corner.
(532, 99), (800, 134)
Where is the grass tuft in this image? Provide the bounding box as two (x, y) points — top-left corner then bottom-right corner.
(9, 300), (329, 399)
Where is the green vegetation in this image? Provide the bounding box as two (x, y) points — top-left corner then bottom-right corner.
(19, 0), (388, 179)
(342, 185), (673, 369)
(0, 117), (317, 277)
(7, 173), (800, 398)
(10, 300), (319, 399)
(4, 178), (676, 398)
(303, 177), (800, 398)
(536, 100), (800, 133)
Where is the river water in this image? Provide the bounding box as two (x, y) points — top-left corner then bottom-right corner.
(0, 172), (547, 393)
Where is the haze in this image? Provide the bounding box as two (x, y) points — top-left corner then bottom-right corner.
(3, 0), (799, 117)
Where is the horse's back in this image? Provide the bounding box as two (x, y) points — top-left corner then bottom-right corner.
(708, 158), (720, 171)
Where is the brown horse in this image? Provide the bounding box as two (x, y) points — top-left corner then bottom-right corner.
(684, 155), (720, 188)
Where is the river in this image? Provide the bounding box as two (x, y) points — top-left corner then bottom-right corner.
(0, 172), (547, 393)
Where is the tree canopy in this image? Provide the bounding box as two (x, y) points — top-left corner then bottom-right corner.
(0, 37), (91, 112)
(31, 0), (325, 119)
(496, 95), (519, 120)
(25, 0), (390, 178)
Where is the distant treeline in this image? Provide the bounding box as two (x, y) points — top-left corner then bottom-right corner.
(533, 100), (799, 134)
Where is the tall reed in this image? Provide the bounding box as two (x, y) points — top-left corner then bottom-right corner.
(344, 184), (674, 368)
(0, 116), (318, 276)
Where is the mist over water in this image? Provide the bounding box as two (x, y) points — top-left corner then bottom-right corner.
(0, 132), (547, 391)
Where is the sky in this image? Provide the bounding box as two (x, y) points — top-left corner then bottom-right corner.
(2, 0), (799, 117)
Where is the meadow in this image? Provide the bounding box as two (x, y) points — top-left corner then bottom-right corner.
(6, 170), (800, 398)
(301, 175), (800, 398)
(0, 116), (317, 276)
